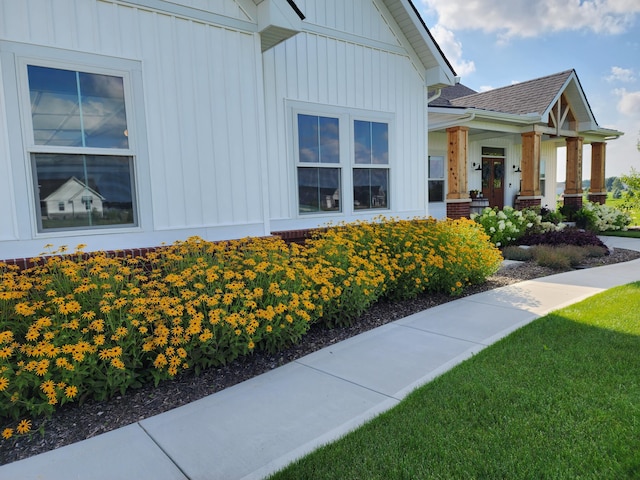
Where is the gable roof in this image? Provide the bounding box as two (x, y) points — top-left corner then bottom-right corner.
(428, 69), (623, 140)
(449, 70), (574, 116)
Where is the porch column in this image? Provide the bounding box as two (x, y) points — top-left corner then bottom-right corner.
(518, 131), (542, 209)
(446, 126), (471, 218)
(564, 136), (584, 210)
(588, 142), (607, 205)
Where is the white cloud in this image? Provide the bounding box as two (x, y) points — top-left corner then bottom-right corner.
(422, 0), (640, 39)
(606, 66), (636, 82)
(614, 88), (640, 116)
(430, 25), (475, 76)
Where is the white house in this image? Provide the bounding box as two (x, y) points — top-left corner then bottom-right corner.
(41, 176), (106, 223)
(426, 70), (623, 219)
(0, 0), (456, 260)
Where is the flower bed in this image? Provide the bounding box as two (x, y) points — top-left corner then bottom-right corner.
(0, 217), (501, 441)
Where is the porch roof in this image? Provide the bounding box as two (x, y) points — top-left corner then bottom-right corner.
(428, 69), (623, 141)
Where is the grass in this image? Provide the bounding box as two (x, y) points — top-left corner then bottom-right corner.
(269, 282), (640, 479)
(599, 229), (640, 238)
(607, 195), (640, 225)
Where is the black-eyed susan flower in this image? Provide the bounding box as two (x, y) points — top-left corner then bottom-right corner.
(16, 419), (31, 435)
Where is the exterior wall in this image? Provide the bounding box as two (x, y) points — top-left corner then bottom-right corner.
(264, 0), (429, 231)
(0, 0), (267, 258)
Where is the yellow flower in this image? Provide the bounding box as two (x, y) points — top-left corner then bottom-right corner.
(2, 428), (13, 440)
(35, 359), (49, 376)
(65, 385), (78, 398)
(16, 419), (31, 434)
(0, 377), (8, 391)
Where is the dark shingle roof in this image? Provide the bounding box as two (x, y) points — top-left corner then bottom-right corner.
(429, 83), (477, 106)
(448, 70), (574, 115)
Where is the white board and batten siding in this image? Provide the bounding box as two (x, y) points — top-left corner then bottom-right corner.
(0, 0), (438, 259)
(265, 0), (430, 231)
(0, 0), (268, 259)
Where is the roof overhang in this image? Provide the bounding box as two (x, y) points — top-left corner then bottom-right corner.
(382, 0), (457, 88)
(429, 106), (624, 143)
(255, 0), (304, 51)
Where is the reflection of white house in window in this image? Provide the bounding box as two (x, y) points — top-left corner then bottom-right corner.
(41, 177), (105, 219)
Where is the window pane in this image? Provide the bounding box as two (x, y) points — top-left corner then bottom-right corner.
(298, 114), (339, 164)
(429, 156), (444, 179)
(28, 65), (129, 148)
(79, 72), (129, 148)
(371, 122), (388, 165)
(33, 153), (136, 230)
(28, 65), (83, 146)
(428, 180), (444, 203)
(354, 121), (388, 165)
(319, 117), (339, 164)
(298, 114), (319, 163)
(297, 167), (340, 214)
(353, 168), (388, 209)
(354, 120), (371, 164)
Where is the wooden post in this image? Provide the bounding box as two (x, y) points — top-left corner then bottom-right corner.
(520, 131), (542, 201)
(589, 142), (607, 204)
(564, 136), (583, 210)
(446, 126), (471, 218)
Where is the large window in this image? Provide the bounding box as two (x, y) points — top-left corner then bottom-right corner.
(295, 111), (391, 215)
(26, 64), (136, 231)
(428, 155), (445, 203)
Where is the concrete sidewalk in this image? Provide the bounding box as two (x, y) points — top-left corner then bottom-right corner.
(2, 236), (639, 480)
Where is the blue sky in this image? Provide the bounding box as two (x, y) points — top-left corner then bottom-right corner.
(419, 0), (640, 180)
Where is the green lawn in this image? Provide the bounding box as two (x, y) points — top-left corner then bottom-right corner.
(269, 283), (640, 480)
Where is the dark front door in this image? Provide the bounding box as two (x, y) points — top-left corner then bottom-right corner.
(481, 158), (505, 209)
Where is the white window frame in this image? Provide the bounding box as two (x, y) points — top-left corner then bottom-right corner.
(427, 154), (446, 204)
(290, 102), (393, 218)
(0, 41), (152, 239)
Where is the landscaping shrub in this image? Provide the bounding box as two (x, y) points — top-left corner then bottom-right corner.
(502, 246), (535, 261)
(471, 206), (560, 247)
(532, 246), (572, 270)
(517, 228), (609, 251)
(576, 202), (631, 232)
(0, 217), (502, 441)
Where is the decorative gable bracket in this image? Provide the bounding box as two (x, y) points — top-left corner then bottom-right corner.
(255, 0), (304, 52)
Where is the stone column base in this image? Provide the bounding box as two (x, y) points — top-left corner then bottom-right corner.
(588, 193), (607, 205)
(446, 199), (472, 219)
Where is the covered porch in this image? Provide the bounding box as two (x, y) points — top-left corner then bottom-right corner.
(427, 70), (623, 219)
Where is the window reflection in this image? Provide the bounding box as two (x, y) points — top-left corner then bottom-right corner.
(297, 167), (341, 213)
(28, 65), (129, 148)
(33, 154), (135, 230)
(298, 114), (339, 164)
(354, 120), (388, 164)
(353, 168), (388, 209)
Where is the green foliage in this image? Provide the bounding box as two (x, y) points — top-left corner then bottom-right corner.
(621, 168), (640, 211)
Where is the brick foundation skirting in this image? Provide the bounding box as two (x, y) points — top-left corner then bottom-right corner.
(588, 193), (607, 205)
(446, 201), (471, 219)
(1, 247), (162, 271)
(563, 195), (583, 210)
(515, 197), (542, 210)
